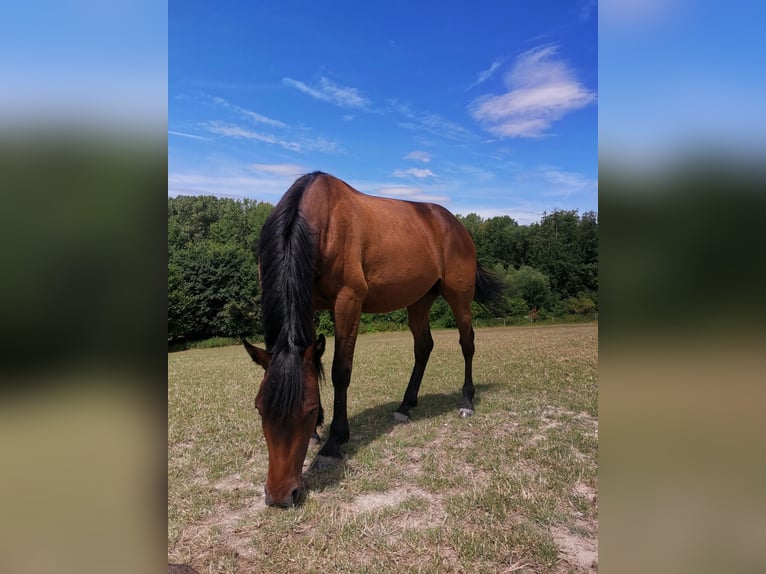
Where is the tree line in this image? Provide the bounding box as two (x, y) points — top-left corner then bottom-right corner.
(168, 195), (597, 343)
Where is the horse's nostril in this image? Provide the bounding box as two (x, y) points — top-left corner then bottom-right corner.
(291, 488), (301, 505)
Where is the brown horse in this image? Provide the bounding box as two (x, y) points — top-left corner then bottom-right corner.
(244, 172), (503, 507)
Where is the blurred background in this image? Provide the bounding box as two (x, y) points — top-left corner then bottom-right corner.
(1, 2), (167, 573)
(1, 1), (765, 573)
(599, 1), (766, 572)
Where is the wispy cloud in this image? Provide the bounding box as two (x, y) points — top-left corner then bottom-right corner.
(600, 0), (672, 27)
(169, 130), (211, 141)
(395, 102), (477, 142)
(540, 168), (597, 197)
(451, 205), (544, 226)
(445, 163), (496, 183)
(204, 121), (301, 151)
(249, 163), (308, 177)
(578, 0), (597, 21)
(469, 45), (596, 138)
(404, 150), (432, 163)
(394, 168), (436, 179)
(205, 121), (274, 141)
(468, 58), (504, 89)
(283, 76), (370, 109)
(210, 96), (286, 128)
(300, 134), (340, 153)
(168, 173), (290, 199)
(203, 120), (339, 154)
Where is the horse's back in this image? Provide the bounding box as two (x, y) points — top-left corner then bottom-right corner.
(301, 173), (476, 312)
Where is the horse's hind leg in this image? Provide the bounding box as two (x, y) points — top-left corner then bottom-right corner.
(456, 320), (476, 417)
(394, 291), (438, 422)
(443, 290), (477, 417)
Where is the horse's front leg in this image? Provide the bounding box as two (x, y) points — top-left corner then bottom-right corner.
(310, 399), (324, 446)
(317, 287), (363, 461)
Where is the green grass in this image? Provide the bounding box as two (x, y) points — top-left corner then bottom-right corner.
(168, 324), (598, 573)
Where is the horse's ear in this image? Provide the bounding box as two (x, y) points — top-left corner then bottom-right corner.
(302, 334), (326, 365)
(243, 340), (270, 369)
(314, 334), (326, 359)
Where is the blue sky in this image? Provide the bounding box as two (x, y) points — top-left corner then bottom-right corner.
(169, 1), (597, 224)
(599, 0), (766, 171)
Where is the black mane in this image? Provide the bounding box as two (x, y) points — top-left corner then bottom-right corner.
(257, 171), (324, 425)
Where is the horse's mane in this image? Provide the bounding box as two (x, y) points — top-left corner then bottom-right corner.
(257, 171), (324, 425)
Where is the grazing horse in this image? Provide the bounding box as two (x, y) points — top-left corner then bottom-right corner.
(244, 172), (504, 507)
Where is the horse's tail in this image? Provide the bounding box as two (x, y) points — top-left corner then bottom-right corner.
(473, 264), (506, 310)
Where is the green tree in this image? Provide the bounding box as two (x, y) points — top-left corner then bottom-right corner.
(507, 266), (553, 310)
(566, 292), (597, 315)
(168, 195), (263, 341)
(527, 210), (581, 300)
(457, 212), (484, 237)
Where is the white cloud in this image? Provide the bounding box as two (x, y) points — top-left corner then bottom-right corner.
(469, 45), (596, 138)
(404, 150), (431, 163)
(249, 163), (308, 177)
(469, 59), (504, 89)
(393, 168), (436, 179)
(374, 185), (449, 203)
(283, 76), (370, 109)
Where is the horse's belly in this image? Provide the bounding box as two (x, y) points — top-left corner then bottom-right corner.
(361, 271), (438, 313)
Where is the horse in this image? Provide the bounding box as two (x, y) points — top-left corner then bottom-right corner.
(243, 172), (504, 507)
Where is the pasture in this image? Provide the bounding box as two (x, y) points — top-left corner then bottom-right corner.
(168, 324), (598, 573)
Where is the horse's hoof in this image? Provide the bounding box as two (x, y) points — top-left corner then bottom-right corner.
(310, 455), (342, 471)
(393, 412), (412, 423)
(458, 408), (475, 418)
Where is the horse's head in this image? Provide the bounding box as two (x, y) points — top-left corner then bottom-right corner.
(243, 334), (325, 508)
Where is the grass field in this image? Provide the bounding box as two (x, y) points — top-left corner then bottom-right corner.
(168, 323), (598, 573)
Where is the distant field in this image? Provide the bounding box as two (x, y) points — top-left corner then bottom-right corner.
(168, 323), (598, 573)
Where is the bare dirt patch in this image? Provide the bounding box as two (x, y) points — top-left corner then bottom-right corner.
(171, 501), (264, 566)
(551, 524), (598, 573)
(213, 472), (256, 493)
(347, 487), (418, 512)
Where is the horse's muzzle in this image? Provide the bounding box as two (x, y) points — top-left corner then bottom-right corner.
(264, 485), (303, 508)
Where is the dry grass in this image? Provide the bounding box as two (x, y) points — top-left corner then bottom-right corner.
(168, 323), (598, 573)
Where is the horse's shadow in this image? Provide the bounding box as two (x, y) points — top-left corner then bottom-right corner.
(303, 383), (496, 494)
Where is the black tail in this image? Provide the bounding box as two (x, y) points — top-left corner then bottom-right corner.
(474, 264), (506, 312)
